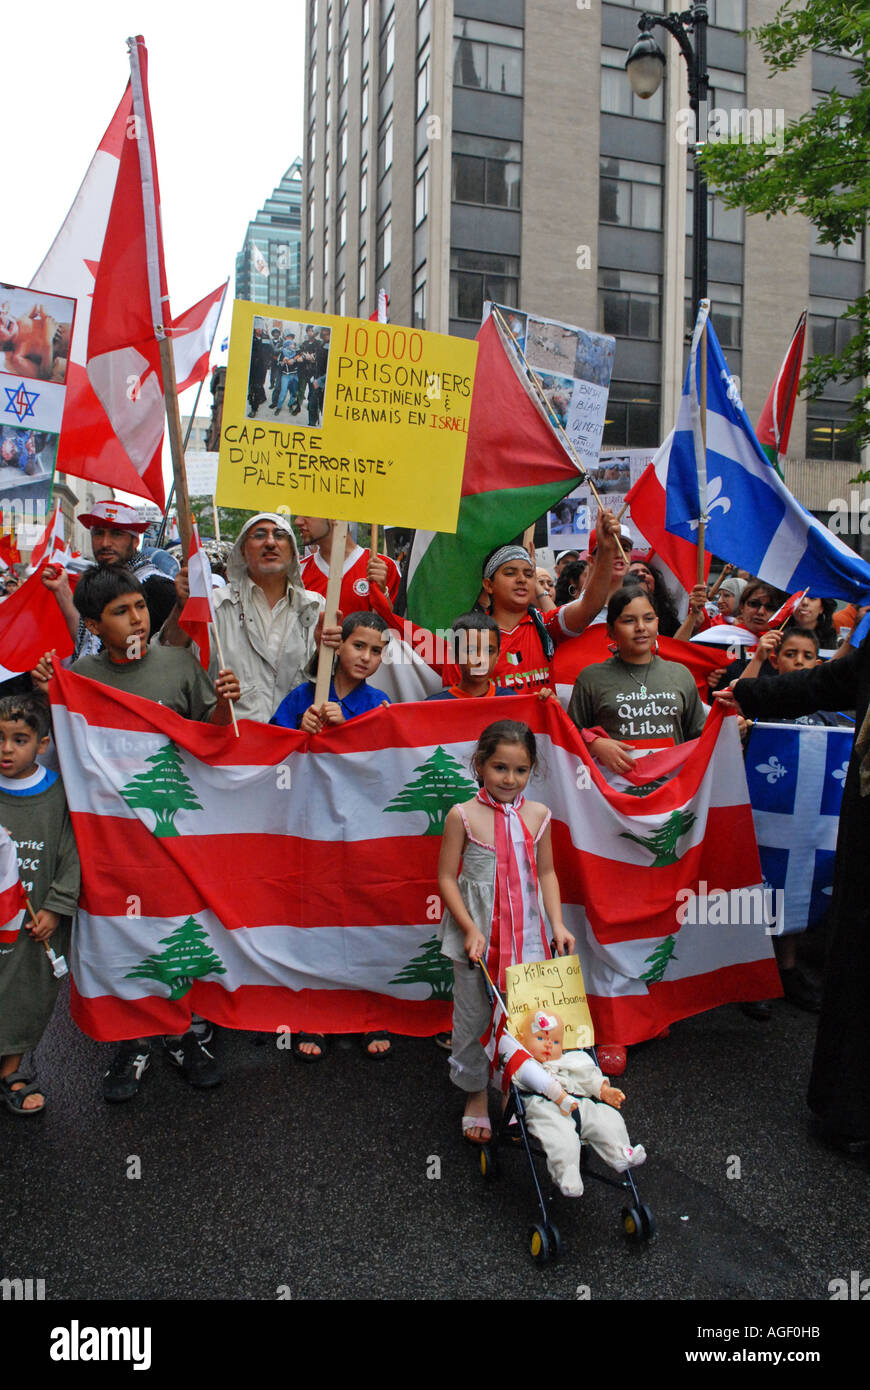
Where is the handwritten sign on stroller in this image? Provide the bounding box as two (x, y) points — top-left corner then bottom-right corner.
(505, 955), (595, 1049)
(217, 300), (477, 531)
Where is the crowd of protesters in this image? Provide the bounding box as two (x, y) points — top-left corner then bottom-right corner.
(1, 501), (868, 1157)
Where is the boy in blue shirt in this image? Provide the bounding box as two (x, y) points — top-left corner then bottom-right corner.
(271, 611), (391, 1060)
(271, 611), (390, 732)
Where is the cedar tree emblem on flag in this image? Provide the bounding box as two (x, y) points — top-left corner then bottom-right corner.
(619, 809), (697, 867)
(389, 935), (454, 1000)
(383, 747), (476, 835)
(120, 742), (202, 837)
(640, 934), (678, 984)
(126, 916), (226, 1000)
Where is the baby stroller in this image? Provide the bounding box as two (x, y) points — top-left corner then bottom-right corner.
(476, 962), (655, 1264)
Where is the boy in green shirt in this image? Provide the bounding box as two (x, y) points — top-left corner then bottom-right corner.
(0, 693), (80, 1114)
(33, 565), (240, 1100)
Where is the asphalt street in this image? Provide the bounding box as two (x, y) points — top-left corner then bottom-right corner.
(2, 970), (868, 1313)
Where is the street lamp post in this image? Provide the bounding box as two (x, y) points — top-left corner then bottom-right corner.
(625, 7), (709, 324)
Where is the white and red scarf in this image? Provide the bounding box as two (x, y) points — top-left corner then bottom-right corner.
(476, 787), (550, 990)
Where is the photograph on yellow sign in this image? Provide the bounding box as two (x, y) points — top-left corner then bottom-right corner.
(218, 298), (477, 532)
(245, 316), (332, 429)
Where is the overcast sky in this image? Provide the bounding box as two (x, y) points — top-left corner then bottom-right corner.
(6, 0), (307, 471)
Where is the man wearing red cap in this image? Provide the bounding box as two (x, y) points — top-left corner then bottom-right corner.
(41, 501), (177, 658)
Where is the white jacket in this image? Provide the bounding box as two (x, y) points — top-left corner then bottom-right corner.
(209, 528), (323, 723)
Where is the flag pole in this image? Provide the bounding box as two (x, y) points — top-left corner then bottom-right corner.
(696, 316), (708, 585)
(23, 891), (67, 974)
(212, 623), (240, 738)
(491, 306), (628, 566)
(370, 524), (378, 561)
(159, 336), (194, 557)
(155, 375), (205, 548)
(127, 35), (193, 558)
(313, 519), (349, 709)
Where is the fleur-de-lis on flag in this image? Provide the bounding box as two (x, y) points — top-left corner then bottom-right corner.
(688, 475), (731, 531)
(756, 754), (788, 784)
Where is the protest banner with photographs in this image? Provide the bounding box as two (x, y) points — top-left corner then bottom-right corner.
(547, 449), (655, 550)
(484, 301), (615, 476)
(1, 281), (77, 531)
(217, 301), (477, 531)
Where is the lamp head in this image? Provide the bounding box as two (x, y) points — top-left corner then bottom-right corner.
(625, 31), (666, 98)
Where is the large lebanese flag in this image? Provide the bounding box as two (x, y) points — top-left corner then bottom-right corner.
(29, 38), (168, 508)
(49, 669), (777, 1044)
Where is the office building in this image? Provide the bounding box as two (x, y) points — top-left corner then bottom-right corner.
(236, 158), (304, 308)
(302, 0), (868, 520)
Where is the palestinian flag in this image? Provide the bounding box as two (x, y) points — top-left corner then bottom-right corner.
(49, 669), (778, 1046)
(402, 313), (585, 630)
(756, 310), (807, 480)
(0, 826), (27, 944)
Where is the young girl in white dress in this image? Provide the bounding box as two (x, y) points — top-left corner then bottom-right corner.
(437, 720), (575, 1144)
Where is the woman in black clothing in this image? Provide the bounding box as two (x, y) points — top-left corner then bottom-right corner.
(720, 634), (870, 1148)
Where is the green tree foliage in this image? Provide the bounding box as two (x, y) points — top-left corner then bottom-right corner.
(697, 1), (870, 460)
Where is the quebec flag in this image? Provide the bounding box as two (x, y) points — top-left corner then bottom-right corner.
(665, 303), (870, 604)
(745, 721), (854, 935)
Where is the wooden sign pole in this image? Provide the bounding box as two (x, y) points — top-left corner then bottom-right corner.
(313, 519), (349, 708)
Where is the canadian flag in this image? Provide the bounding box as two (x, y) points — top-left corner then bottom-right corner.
(29, 37), (170, 509)
(172, 282), (228, 395)
(178, 523), (217, 668)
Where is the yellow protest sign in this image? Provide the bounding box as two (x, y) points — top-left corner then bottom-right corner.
(216, 301), (477, 530)
(505, 955), (595, 1049)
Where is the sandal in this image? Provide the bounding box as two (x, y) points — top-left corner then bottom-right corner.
(360, 1031), (391, 1060)
(0, 1070), (46, 1116)
(292, 1032), (328, 1062)
(461, 1114), (492, 1145)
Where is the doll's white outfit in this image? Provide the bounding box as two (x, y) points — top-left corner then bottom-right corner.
(515, 1049), (646, 1197)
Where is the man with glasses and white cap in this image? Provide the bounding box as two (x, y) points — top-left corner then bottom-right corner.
(164, 512), (326, 723)
(41, 500), (178, 659)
